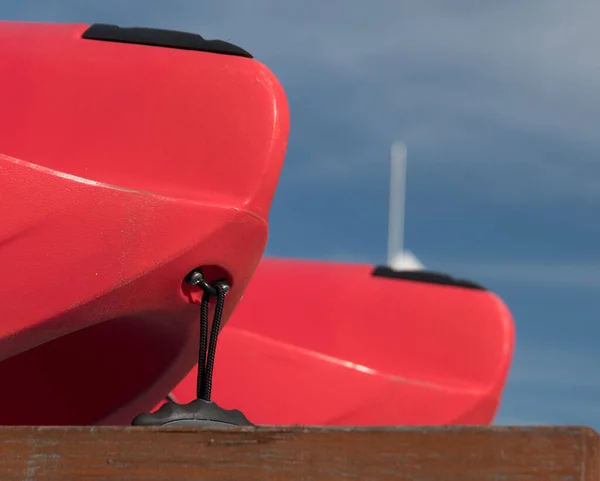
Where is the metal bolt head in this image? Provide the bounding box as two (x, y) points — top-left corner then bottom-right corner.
(187, 270), (205, 286)
(216, 280), (231, 295)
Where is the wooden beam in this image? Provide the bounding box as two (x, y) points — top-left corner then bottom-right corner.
(0, 426), (597, 480)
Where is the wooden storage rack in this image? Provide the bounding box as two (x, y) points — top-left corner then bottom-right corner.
(0, 425), (597, 480)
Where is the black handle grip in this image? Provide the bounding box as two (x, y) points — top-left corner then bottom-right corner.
(82, 24), (253, 58)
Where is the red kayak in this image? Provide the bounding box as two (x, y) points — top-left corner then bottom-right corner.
(159, 257), (515, 425)
(0, 22), (289, 425)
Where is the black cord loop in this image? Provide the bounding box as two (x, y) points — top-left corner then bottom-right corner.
(185, 269), (230, 401)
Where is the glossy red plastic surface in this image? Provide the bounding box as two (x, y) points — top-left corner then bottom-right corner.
(162, 258), (515, 425)
(0, 22), (289, 425)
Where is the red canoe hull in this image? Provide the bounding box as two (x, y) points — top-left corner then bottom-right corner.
(0, 22), (289, 425)
(160, 258), (515, 425)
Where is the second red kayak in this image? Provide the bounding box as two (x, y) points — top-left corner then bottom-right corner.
(159, 257), (515, 425)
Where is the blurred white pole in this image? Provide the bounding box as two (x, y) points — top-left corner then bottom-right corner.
(387, 141), (407, 266)
(387, 141), (424, 271)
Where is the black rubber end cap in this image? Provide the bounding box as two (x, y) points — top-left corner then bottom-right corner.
(132, 399), (254, 427)
(82, 24), (253, 58)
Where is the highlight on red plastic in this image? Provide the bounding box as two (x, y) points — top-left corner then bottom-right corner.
(0, 21), (290, 425)
(159, 257), (515, 426)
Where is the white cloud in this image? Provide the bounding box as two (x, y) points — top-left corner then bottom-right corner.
(194, 1), (600, 142)
(186, 1), (600, 199)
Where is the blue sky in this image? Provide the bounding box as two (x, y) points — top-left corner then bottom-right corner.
(4, 1), (600, 428)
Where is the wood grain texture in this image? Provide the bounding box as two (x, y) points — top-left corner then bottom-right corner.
(0, 426), (596, 480)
